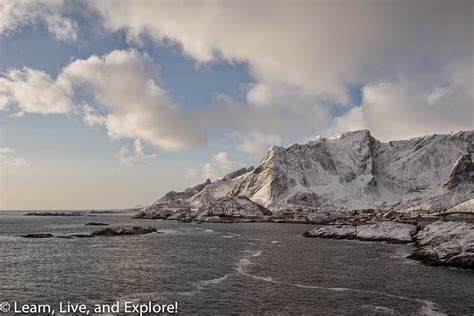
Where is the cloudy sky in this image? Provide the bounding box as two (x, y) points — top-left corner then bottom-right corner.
(0, 0), (472, 210)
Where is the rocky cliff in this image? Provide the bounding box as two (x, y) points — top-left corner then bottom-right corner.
(230, 130), (473, 212)
(135, 130), (473, 221)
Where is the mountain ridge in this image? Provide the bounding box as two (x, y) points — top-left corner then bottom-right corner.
(230, 129), (472, 211)
(135, 129), (473, 221)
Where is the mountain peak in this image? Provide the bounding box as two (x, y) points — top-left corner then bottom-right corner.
(309, 129), (372, 144)
(231, 130), (473, 210)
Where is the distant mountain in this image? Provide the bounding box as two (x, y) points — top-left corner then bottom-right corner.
(135, 130), (473, 221)
(230, 130), (473, 212)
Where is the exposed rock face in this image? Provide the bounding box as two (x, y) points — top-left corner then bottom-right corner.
(134, 165), (266, 222)
(222, 166), (254, 180)
(442, 153), (473, 190)
(134, 196), (271, 222)
(230, 130), (473, 212)
(135, 130), (472, 222)
(156, 179), (211, 203)
(303, 221), (417, 243)
(440, 199), (473, 215)
(196, 196), (272, 221)
(91, 226), (157, 236)
(190, 178), (235, 208)
(409, 221), (474, 269)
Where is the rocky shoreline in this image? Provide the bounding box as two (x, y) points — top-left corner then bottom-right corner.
(407, 221), (474, 269)
(303, 221), (417, 243)
(303, 220), (473, 269)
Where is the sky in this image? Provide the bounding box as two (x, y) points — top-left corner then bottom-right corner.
(0, 0), (472, 210)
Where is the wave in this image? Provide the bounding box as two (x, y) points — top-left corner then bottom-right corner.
(222, 232), (241, 238)
(362, 305), (396, 315)
(195, 274), (230, 289)
(235, 249), (446, 315)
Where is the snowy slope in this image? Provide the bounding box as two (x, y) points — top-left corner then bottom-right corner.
(230, 130), (473, 212)
(134, 166), (266, 220)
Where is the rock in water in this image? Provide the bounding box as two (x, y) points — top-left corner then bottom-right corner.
(409, 221), (474, 269)
(19, 233), (55, 238)
(85, 222), (109, 226)
(303, 221), (417, 243)
(91, 226), (157, 236)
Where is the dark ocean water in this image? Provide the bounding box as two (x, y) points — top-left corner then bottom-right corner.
(0, 212), (473, 315)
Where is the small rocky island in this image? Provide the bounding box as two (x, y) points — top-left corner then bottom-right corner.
(25, 211), (87, 216)
(18, 226), (157, 239)
(91, 226), (157, 236)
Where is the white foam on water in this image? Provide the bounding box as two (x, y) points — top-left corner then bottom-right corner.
(362, 305), (396, 315)
(195, 274), (231, 289)
(235, 249), (446, 315)
(419, 300), (446, 316)
(193, 227), (216, 233)
(157, 229), (180, 234)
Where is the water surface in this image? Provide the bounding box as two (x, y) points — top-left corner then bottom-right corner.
(0, 212), (472, 315)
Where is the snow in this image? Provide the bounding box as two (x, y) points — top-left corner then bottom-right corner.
(230, 129), (473, 212)
(411, 220), (474, 268)
(304, 221), (417, 243)
(444, 199), (474, 214)
(138, 129), (473, 223)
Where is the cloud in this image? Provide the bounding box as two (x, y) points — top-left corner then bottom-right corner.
(236, 133), (282, 156)
(200, 84), (331, 153)
(0, 67), (74, 115)
(119, 139), (157, 165)
(88, 0), (473, 146)
(1, 2), (472, 158)
(188, 151), (240, 181)
(0, 50), (207, 151)
(327, 59), (474, 141)
(91, 1), (472, 104)
(0, 0), (77, 41)
(62, 50), (206, 150)
(0, 147), (27, 167)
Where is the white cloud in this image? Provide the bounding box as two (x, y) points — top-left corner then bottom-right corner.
(91, 1), (472, 105)
(190, 151), (240, 181)
(1, 1), (472, 159)
(0, 50), (207, 151)
(0, 147), (27, 167)
(327, 59), (474, 141)
(237, 133), (282, 156)
(200, 84), (331, 153)
(63, 50), (206, 150)
(88, 1), (473, 146)
(82, 104), (107, 127)
(0, 0), (77, 41)
(326, 106), (366, 138)
(0, 67), (74, 114)
(119, 139), (157, 165)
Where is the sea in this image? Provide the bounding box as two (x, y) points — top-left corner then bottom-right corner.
(0, 211), (473, 315)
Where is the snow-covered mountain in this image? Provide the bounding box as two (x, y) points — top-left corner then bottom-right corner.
(229, 130), (473, 212)
(136, 130), (472, 220)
